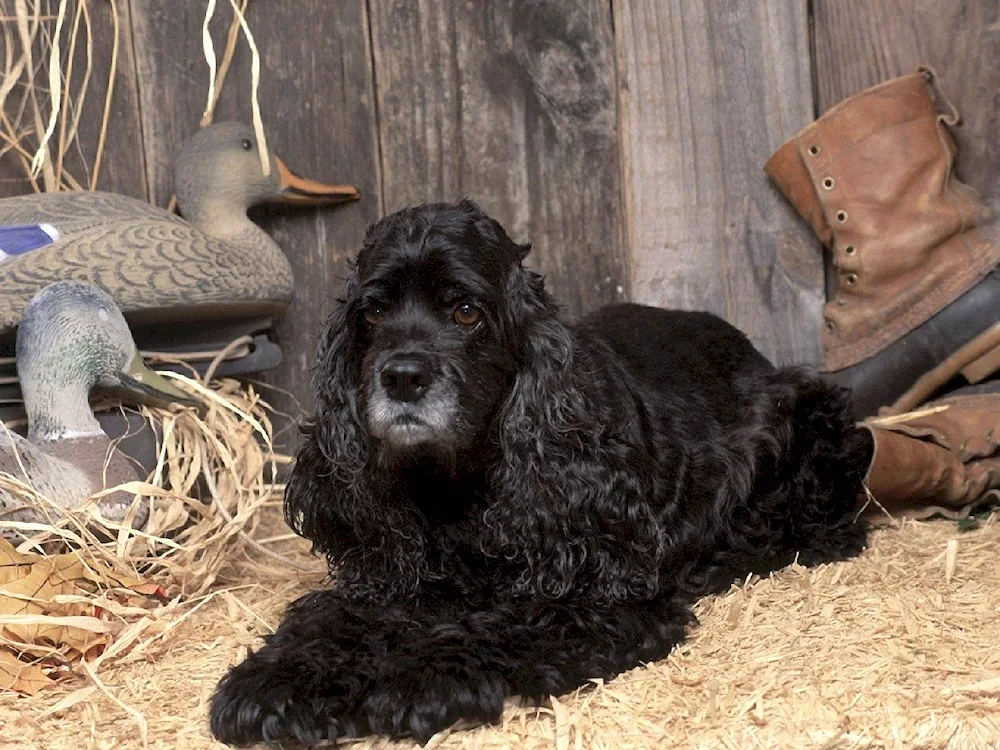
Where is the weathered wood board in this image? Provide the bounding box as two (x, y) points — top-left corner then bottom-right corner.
(614, 0), (824, 366)
(367, 0), (629, 317)
(3, 0), (997, 417)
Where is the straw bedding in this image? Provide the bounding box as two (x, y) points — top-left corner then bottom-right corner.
(1, 500), (996, 749)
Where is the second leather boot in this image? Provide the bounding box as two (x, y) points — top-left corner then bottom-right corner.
(765, 68), (1000, 419)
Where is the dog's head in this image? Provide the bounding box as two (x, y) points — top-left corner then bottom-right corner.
(286, 199), (562, 592)
(291, 202), (659, 602)
(317, 199), (548, 462)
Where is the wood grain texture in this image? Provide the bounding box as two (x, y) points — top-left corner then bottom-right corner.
(813, 0), (1000, 204)
(127, 0), (381, 439)
(367, 0), (628, 316)
(127, 0), (211, 206)
(0, 0), (147, 200)
(614, 0), (823, 366)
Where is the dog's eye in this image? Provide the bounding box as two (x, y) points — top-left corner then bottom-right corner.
(364, 306), (385, 325)
(453, 304), (482, 327)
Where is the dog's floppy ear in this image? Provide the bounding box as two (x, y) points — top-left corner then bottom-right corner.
(487, 264), (665, 602)
(283, 267), (367, 558)
(283, 265), (426, 600)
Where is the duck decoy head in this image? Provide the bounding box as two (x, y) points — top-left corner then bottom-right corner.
(17, 281), (199, 424)
(173, 122), (359, 216)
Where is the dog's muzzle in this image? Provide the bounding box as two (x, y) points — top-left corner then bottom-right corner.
(368, 353), (457, 448)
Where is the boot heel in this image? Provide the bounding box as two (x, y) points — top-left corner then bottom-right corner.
(887, 321), (1000, 415)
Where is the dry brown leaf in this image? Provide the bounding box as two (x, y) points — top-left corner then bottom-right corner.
(1, 541), (109, 657)
(1, 538), (164, 598)
(0, 538), (165, 693)
(0, 648), (51, 695)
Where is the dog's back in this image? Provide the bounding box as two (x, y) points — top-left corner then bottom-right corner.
(580, 303), (773, 428)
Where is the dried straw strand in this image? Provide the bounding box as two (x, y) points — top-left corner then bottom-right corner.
(54, 0), (84, 187)
(199, 0), (219, 125)
(199, 0), (247, 129)
(1, 0), (95, 192)
(12, 0), (49, 191)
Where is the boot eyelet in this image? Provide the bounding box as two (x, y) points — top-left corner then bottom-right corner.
(822, 177), (835, 190)
(836, 210), (848, 223)
(808, 145), (821, 156)
(844, 272), (858, 286)
(845, 244), (857, 255)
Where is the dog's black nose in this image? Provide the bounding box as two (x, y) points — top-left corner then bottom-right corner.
(380, 357), (433, 402)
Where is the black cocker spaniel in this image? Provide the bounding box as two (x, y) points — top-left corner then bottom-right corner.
(210, 199), (873, 746)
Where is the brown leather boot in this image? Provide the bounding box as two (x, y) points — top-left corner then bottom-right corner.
(861, 388), (1000, 522)
(765, 67), (1000, 420)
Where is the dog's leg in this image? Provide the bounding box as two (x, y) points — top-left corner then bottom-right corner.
(209, 590), (411, 746)
(211, 586), (691, 746)
(360, 593), (693, 743)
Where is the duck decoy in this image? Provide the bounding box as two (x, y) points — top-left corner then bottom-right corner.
(0, 281), (198, 539)
(0, 121), (359, 380)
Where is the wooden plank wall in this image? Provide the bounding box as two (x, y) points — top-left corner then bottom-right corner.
(367, 0), (628, 315)
(616, 0), (824, 366)
(2, 0), (997, 447)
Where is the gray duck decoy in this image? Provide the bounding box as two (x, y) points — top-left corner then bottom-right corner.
(0, 281), (198, 539)
(0, 121), (359, 332)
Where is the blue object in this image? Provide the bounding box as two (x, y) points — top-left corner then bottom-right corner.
(0, 224), (59, 261)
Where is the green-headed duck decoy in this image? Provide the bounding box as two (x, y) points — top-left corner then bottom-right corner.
(0, 122), (359, 332)
(0, 281), (198, 539)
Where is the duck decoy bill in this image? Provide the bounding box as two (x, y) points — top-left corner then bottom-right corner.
(106, 353), (203, 412)
(275, 156), (359, 206)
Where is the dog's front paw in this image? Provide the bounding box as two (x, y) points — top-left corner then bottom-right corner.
(209, 656), (362, 747)
(362, 668), (507, 744)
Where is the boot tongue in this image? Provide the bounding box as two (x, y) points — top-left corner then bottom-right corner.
(763, 139), (832, 246)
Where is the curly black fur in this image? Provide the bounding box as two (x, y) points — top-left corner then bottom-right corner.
(210, 199), (872, 746)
